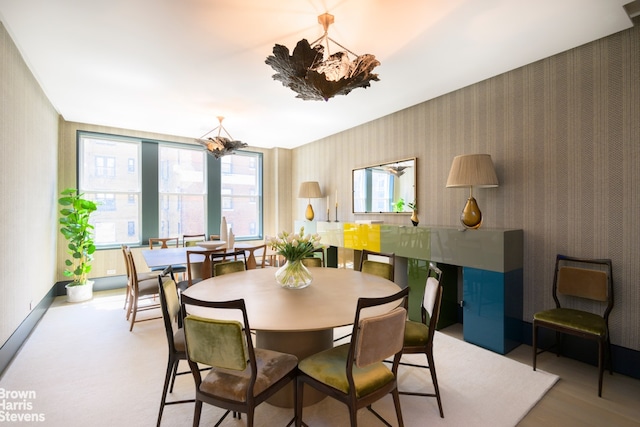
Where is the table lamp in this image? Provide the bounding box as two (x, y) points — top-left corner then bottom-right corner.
(298, 181), (323, 221)
(446, 154), (499, 229)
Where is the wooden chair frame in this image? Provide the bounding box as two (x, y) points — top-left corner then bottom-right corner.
(532, 254), (614, 397)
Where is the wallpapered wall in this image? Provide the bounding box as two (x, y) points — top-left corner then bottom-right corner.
(292, 19), (640, 351)
(0, 23), (60, 345)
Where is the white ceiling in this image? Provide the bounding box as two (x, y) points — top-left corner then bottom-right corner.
(0, 0), (634, 149)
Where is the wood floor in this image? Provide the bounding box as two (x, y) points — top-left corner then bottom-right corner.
(441, 324), (640, 427)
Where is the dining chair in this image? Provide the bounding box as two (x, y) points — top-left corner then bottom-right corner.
(213, 260), (246, 276)
(121, 245), (159, 313)
(358, 249), (395, 281)
(295, 287), (409, 427)
(181, 295), (299, 427)
(533, 254), (614, 397)
(148, 237), (187, 277)
(209, 234), (220, 241)
(156, 266), (193, 427)
(302, 248), (325, 268)
(125, 247), (162, 331)
(238, 243), (267, 269)
(396, 264), (445, 417)
(183, 233), (207, 247)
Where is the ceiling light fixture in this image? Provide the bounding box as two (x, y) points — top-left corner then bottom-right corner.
(195, 116), (248, 159)
(265, 13), (380, 101)
(384, 164), (410, 178)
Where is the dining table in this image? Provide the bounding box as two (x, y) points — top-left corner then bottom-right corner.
(141, 242), (227, 270)
(182, 267), (401, 407)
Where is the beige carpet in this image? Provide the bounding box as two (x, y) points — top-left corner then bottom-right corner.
(0, 291), (558, 426)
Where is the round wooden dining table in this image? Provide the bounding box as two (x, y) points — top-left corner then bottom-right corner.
(182, 267), (401, 407)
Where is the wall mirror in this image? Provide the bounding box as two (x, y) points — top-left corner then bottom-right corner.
(352, 158), (416, 213)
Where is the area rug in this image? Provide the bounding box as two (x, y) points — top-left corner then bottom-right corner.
(0, 292), (558, 426)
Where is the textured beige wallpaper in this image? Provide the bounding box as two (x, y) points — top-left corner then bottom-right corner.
(292, 20), (640, 350)
(0, 23), (60, 344)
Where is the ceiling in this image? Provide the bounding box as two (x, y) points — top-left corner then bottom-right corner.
(0, 0), (634, 150)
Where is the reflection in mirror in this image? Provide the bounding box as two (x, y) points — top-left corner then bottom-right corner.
(352, 158), (416, 213)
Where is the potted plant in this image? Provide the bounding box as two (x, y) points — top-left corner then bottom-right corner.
(58, 188), (98, 302)
(408, 201), (419, 226)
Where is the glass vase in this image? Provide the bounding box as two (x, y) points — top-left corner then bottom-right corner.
(275, 259), (313, 289)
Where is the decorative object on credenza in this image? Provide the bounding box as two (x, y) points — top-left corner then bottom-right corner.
(195, 116), (247, 159)
(298, 181), (323, 221)
(446, 154), (499, 229)
(408, 201), (419, 226)
(267, 227), (324, 289)
(265, 13), (379, 101)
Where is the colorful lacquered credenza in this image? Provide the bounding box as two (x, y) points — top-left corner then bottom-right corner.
(298, 221), (524, 354)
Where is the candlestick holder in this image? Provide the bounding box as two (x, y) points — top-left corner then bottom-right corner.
(326, 208), (330, 222)
(334, 206), (339, 222)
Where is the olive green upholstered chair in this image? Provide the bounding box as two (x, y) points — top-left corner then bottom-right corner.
(533, 254), (614, 397)
(213, 260), (246, 276)
(156, 267), (193, 427)
(181, 295), (299, 427)
(358, 249), (395, 282)
(125, 247), (162, 331)
(295, 287), (409, 427)
(397, 264), (444, 418)
(301, 257), (322, 268)
(183, 233), (207, 247)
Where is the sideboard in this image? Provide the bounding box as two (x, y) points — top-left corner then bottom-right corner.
(297, 220), (524, 354)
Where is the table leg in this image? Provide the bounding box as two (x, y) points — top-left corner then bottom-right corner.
(256, 329), (333, 407)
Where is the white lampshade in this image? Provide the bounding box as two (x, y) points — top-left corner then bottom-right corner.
(446, 154), (499, 188)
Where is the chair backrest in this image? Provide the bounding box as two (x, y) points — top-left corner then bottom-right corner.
(359, 250), (395, 281)
(183, 233), (207, 247)
(553, 255), (614, 318)
(423, 264), (443, 326)
(149, 237), (179, 249)
(301, 257), (323, 268)
(121, 245), (132, 281)
(347, 287), (409, 374)
(209, 234), (221, 241)
(158, 267), (181, 351)
(214, 260), (246, 276)
(186, 249), (225, 287)
(240, 243), (267, 269)
(181, 295), (257, 396)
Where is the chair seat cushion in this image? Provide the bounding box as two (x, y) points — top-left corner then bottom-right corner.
(534, 308), (607, 337)
(137, 271), (160, 281)
(404, 320), (429, 346)
(137, 278), (159, 296)
(199, 348), (297, 402)
(298, 344), (395, 398)
(173, 328), (185, 352)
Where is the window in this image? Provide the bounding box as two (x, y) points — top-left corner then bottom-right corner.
(79, 133), (141, 246)
(78, 131), (263, 247)
(158, 145), (206, 238)
(219, 153), (263, 240)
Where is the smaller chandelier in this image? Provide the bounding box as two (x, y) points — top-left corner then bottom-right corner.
(195, 116), (247, 159)
(265, 13), (380, 101)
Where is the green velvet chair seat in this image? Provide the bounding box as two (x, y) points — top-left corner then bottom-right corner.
(534, 308), (607, 336)
(404, 320), (430, 347)
(298, 343), (395, 399)
(200, 348), (298, 402)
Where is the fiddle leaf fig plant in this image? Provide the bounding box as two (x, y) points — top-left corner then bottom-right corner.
(58, 188), (97, 285)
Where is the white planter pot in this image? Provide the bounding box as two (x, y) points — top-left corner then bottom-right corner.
(66, 280), (94, 303)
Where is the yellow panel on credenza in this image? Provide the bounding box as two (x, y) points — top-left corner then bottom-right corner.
(343, 223), (381, 252)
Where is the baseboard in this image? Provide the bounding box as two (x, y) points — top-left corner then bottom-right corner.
(0, 286), (56, 380)
(1, 276), (127, 379)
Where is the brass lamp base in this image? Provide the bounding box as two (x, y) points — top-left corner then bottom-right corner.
(460, 196), (482, 229)
(305, 203), (315, 221)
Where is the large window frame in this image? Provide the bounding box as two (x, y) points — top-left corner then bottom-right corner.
(77, 131), (263, 248)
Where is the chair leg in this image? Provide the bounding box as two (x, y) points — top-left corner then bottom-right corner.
(157, 356), (175, 427)
(392, 388), (404, 427)
(295, 377), (304, 427)
(169, 360), (179, 393)
(532, 323), (538, 371)
(426, 350), (444, 418)
(129, 296), (138, 331)
(598, 340), (605, 397)
(192, 400), (202, 427)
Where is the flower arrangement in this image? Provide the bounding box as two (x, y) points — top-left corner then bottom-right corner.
(267, 227), (324, 262)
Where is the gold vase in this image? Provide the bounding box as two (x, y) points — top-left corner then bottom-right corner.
(410, 210), (419, 227)
(460, 196), (482, 229)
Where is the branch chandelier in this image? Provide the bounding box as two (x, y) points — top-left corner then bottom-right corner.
(195, 116), (248, 159)
(265, 13), (380, 101)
